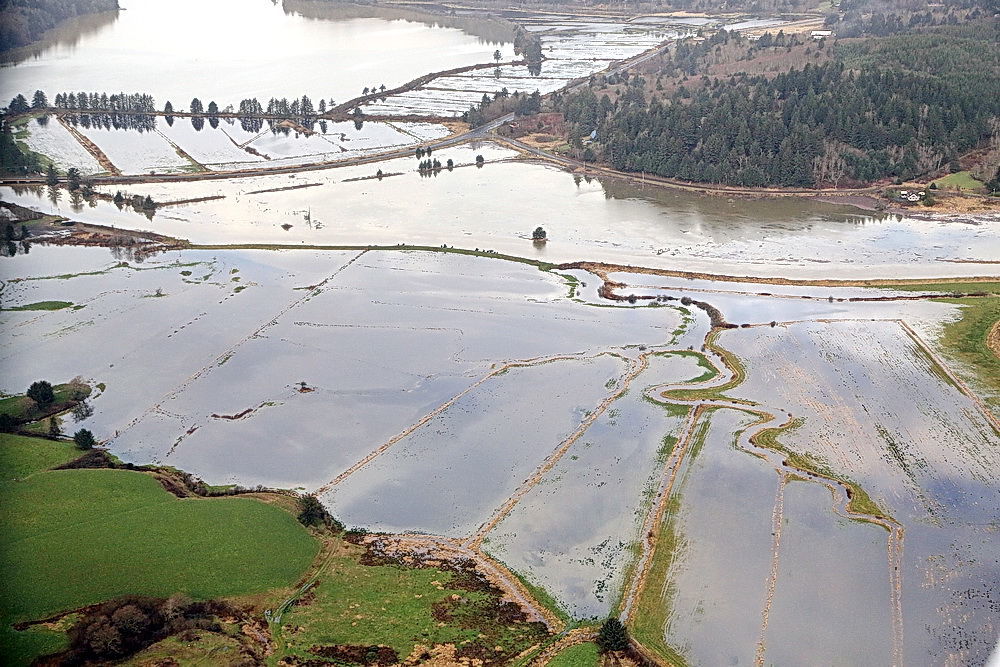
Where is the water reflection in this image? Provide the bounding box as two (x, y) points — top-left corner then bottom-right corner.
(0, 9), (119, 64)
(281, 0), (515, 45)
(0, 0), (515, 108)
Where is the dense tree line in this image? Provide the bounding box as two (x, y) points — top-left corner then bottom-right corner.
(266, 95), (317, 117)
(0, 0), (119, 52)
(62, 111), (155, 131)
(52, 90), (155, 113)
(555, 23), (998, 187)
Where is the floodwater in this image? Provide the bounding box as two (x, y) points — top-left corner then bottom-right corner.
(723, 322), (1000, 665)
(657, 407), (778, 664)
(484, 352), (703, 618)
(0, 0), (514, 108)
(325, 354), (628, 536)
(5, 150), (1000, 279)
(1, 248), (680, 494)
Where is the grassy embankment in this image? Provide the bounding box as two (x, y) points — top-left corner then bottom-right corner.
(627, 415), (719, 667)
(935, 296), (1000, 408)
(659, 330), (751, 405)
(629, 493), (688, 667)
(0, 301), (75, 311)
(749, 419), (891, 522)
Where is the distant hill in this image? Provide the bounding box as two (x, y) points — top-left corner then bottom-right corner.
(0, 0), (119, 53)
(553, 17), (999, 189)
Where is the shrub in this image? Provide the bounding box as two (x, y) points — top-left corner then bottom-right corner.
(74, 428), (97, 450)
(26, 380), (54, 405)
(597, 617), (629, 652)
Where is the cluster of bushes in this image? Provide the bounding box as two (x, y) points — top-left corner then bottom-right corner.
(112, 191), (155, 211)
(50, 595), (246, 663)
(463, 88), (541, 128)
(297, 494), (344, 532)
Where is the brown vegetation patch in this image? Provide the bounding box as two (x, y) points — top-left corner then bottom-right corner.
(53, 448), (120, 470)
(307, 644), (400, 665)
(987, 320), (1000, 361)
(211, 408), (254, 420)
(35, 595), (253, 665)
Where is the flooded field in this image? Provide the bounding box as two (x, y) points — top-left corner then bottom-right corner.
(483, 352), (703, 618)
(2, 0), (998, 662)
(717, 321), (1000, 665)
(2, 241), (998, 663)
(363, 15), (689, 117)
(15, 115), (455, 175)
(15, 117), (103, 174)
(0, 247), (680, 494)
(5, 150), (1000, 279)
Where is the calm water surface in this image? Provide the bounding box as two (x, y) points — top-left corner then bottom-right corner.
(1, 0), (514, 108)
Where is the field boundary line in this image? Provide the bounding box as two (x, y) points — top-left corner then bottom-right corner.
(314, 351), (597, 495)
(109, 250), (368, 449)
(467, 351), (650, 548)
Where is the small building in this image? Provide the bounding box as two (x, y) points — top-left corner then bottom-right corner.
(811, 30), (833, 40)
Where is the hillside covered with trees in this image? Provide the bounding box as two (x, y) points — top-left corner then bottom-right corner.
(553, 19), (999, 188)
(0, 0), (119, 52)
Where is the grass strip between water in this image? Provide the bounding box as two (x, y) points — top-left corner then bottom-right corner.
(1, 301), (74, 311)
(751, 419), (893, 524)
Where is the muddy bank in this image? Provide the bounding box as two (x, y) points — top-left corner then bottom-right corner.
(559, 260), (1000, 289)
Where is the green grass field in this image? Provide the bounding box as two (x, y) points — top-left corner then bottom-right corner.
(277, 540), (548, 663)
(548, 641), (600, 666)
(936, 296), (1000, 407)
(931, 171), (984, 191)
(875, 281), (1000, 294)
(0, 432), (79, 481)
(0, 624), (69, 667)
(0, 381), (90, 424)
(1, 466), (319, 624)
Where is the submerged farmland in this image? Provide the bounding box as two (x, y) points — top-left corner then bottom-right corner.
(2, 1), (999, 665)
(3, 243), (998, 664)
